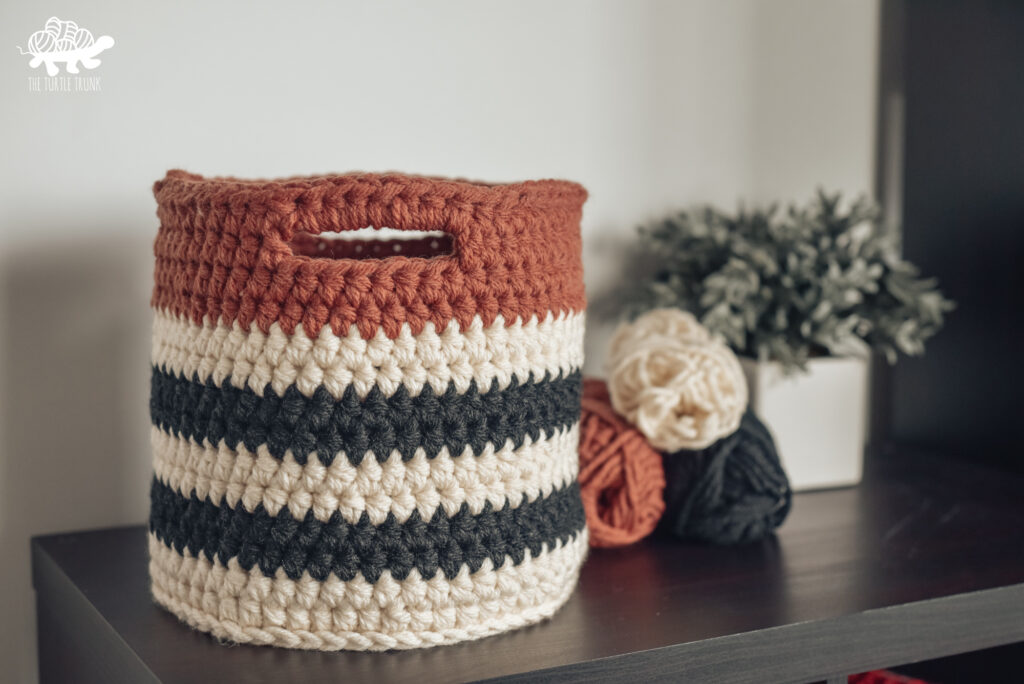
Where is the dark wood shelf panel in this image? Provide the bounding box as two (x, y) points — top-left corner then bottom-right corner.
(32, 450), (1024, 683)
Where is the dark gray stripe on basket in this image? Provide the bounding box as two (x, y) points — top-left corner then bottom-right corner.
(149, 366), (582, 466)
(149, 477), (586, 583)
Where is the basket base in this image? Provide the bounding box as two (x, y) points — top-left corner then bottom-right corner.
(149, 531), (588, 651)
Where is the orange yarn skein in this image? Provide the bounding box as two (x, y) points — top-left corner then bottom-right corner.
(579, 378), (666, 548)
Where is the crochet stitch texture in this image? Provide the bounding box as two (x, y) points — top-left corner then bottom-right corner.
(149, 170), (589, 650)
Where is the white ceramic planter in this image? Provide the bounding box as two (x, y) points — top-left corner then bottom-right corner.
(740, 356), (868, 491)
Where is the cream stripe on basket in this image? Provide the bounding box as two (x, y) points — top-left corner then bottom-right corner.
(152, 424), (581, 525)
(152, 309), (586, 399)
(149, 530), (589, 651)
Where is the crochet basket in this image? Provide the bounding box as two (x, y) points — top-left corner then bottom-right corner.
(147, 170), (589, 650)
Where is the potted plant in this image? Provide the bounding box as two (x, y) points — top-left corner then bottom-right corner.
(628, 190), (954, 490)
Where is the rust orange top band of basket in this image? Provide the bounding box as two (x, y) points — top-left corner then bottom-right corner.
(152, 170), (588, 339)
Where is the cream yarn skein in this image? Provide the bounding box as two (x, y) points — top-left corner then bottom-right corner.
(607, 309), (747, 452)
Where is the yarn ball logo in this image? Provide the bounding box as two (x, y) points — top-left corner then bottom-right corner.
(17, 17), (113, 77)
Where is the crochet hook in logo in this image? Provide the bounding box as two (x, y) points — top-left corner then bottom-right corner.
(18, 17), (113, 92)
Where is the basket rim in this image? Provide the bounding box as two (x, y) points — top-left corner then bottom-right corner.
(154, 169), (587, 211)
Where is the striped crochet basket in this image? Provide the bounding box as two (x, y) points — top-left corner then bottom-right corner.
(147, 170), (589, 651)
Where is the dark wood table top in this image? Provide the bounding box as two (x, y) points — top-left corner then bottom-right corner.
(32, 449), (1024, 684)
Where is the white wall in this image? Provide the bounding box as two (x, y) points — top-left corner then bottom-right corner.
(0, 1), (878, 680)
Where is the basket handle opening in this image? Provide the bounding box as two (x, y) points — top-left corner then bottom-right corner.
(287, 227), (456, 261)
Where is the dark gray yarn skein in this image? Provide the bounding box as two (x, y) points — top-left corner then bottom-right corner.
(660, 409), (792, 545)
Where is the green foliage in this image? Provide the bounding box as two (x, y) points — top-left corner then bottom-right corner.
(631, 190), (955, 373)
